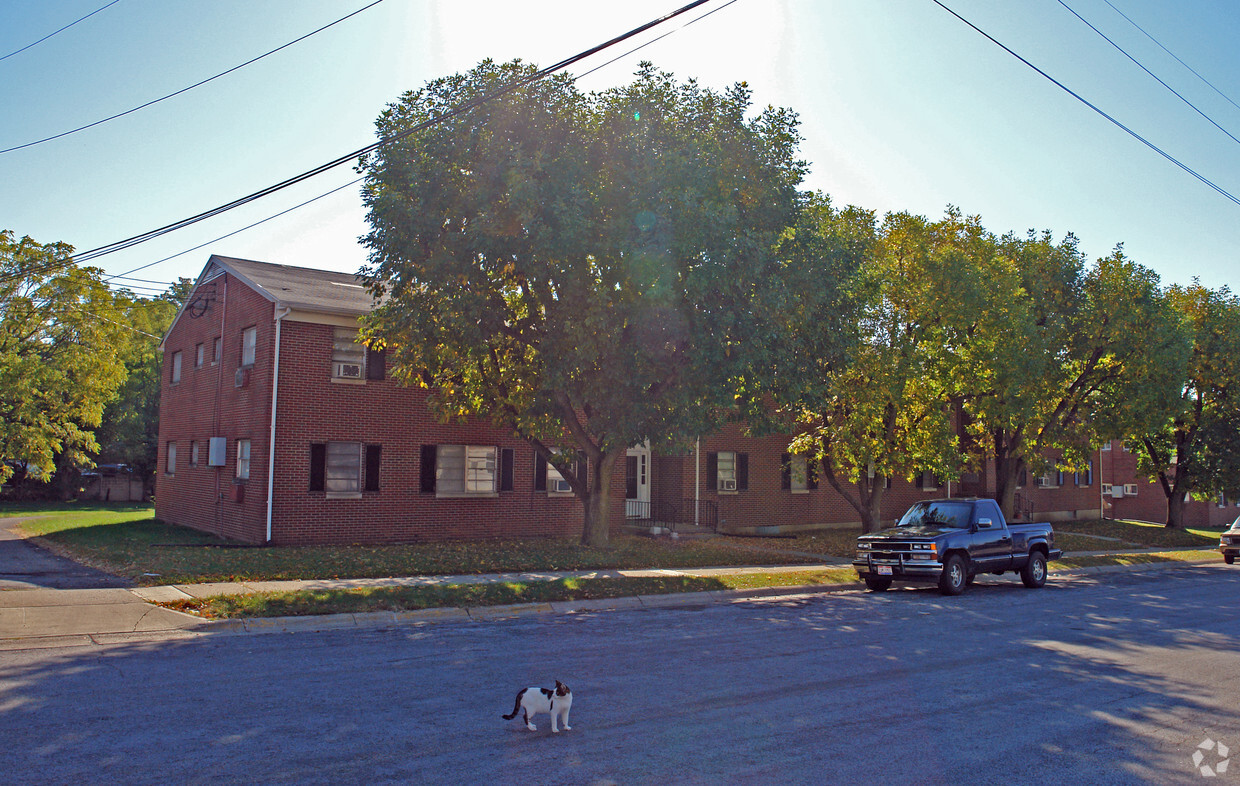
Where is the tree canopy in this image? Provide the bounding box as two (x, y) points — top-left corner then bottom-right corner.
(360, 61), (805, 544)
(0, 231), (128, 488)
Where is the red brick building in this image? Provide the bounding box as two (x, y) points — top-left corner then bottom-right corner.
(156, 256), (1237, 544)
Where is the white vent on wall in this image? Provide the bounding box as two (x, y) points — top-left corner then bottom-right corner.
(334, 362), (362, 379)
(720, 478), (737, 491)
(1111, 486), (1125, 499)
(208, 437), (226, 467)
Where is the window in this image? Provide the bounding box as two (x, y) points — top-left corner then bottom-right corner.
(708, 451), (748, 493)
(236, 439), (251, 480)
(919, 470), (940, 491)
(171, 350), (182, 383)
(241, 326), (257, 367)
(536, 450), (581, 494)
(190, 441), (199, 467)
(195, 343), (204, 368)
(437, 445), (497, 495)
(213, 336), (221, 365)
(1081, 461), (1093, 486)
(1101, 441), (1112, 451)
(1124, 483), (1138, 496)
(781, 453), (818, 493)
(166, 442), (176, 475)
(1101, 483), (1113, 495)
(1017, 468), (1027, 488)
(309, 442), (381, 495)
(331, 327), (366, 379)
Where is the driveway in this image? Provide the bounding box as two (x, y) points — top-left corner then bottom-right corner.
(0, 517), (198, 642)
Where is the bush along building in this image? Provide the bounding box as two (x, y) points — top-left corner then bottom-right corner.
(156, 256), (1238, 545)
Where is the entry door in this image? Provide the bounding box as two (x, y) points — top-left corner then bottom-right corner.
(625, 446), (651, 518)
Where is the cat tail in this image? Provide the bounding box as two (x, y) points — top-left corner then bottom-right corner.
(502, 688), (526, 720)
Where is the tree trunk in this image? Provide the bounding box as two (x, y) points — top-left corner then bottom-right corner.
(580, 450), (618, 547)
(1165, 489), (1187, 529)
(859, 478), (887, 533)
(992, 429), (1024, 522)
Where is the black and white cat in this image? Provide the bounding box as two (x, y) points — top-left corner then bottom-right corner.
(502, 680), (573, 732)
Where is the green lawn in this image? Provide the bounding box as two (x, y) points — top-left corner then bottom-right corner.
(2, 503), (826, 585)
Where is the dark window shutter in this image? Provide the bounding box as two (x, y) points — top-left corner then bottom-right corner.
(706, 452), (718, 491)
(534, 453), (547, 491)
(420, 445), (437, 494)
(1019, 468), (1027, 486)
(500, 448), (514, 492)
(364, 445), (381, 492)
(366, 347), (386, 380)
(781, 453), (791, 490)
(626, 456), (638, 499)
(737, 453), (749, 491)
(808, 458), (819, 490)
(309, 443), (326, 492)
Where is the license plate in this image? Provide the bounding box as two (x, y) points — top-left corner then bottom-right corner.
(876, 565), (893, 575)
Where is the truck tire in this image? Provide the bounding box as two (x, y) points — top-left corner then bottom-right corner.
(1021, 550), (1048, 588)
(1225, 554), (1235, 565)
(864, 576), (892, 591)
(939, 554), (967, 596)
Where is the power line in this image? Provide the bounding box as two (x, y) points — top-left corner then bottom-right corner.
(930, 0), (1240, 209)
(1057, 0), (1240, 149)
(0, 0), (122, 62)
(63, 302), (163, 340)
(99, 0), (733, 285)
(58, 0), (720, 266)
(0, 0), (389, 154)
(1100, 0), (1240, 116)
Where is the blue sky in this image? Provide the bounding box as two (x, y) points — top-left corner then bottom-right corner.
(1, 0), (1237, 297)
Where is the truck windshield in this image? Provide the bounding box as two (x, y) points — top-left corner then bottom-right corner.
(897, 501), (974, 529)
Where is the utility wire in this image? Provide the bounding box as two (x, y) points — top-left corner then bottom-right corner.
(0, 0), (389, 154)
(1058, 0), (1240, 149)
(98, 0), (731, 285)
(1100, 0), (1240, 115)
(0, 0), (122, 62)
(63, 302), (163, 340)
(54, 0), (719, 269)
(102, 176), (361, 283)
(930, 0), (1240, 209)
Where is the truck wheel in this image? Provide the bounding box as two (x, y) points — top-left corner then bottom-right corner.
(1226, 554), (1235, 565)
(939, 555), (967, 596)
(1021, 550), (1048, 588)
(864, 577), (892, 592)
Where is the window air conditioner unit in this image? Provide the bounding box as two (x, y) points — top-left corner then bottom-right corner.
(551, 478), (572, 493)
(335, 362), (362, 379)
(1124, 484), (1138, 496)
(720, 479), (737, 491)
(1111, 486), (1124, 499)
(234, 368), (250, 388)
(1036, 475), (1052, 488)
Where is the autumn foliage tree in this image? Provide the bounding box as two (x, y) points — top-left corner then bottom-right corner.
(359, 61), (805, 545)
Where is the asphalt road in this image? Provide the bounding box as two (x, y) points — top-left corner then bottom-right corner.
(3, 566), (1239, 785)
(0, 518), (130, 590)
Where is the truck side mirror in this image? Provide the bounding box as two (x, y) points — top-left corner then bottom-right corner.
(976, 517), (993, 529)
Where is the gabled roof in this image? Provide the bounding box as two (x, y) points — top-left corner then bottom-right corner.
(205, 255), (377, 315)
(160, 255), (381, 350)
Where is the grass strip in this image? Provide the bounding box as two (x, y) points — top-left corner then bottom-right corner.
(1053, 549), (1219, 570)
(163, 568), (861, 619)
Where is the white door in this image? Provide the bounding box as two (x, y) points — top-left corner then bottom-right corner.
(625, 445), (651, 518)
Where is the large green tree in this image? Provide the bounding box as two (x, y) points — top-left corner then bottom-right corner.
(0, 231), (127, 491)
(359, 61), (805, 545)
(1128, 282), (1240, 527)
(771, 202), (966, 533)
(958, 234), (1187, 520)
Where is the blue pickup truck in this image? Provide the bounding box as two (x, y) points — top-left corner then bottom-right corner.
(853, 498), (1061, 595)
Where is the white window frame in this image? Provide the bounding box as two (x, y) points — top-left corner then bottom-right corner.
(241, 326), (257, 367)
(789, 454), (809, 493)
(166, 442), (176, 475)
(190, 441), (199, 467)
(212, 336), (222, 365)
(717, 451), (738, 493)
(437, 445), (498, 497)
(324, 441), (363, 498)
(195, 343), (204, 368)
(236, 439), (251, 480)
(331, 327), (366, 381)
(1124, 483), (1138, 496)
(171, 350), (182, 383)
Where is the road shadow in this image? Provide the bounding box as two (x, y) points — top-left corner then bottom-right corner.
(0, 518), (131, 589)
